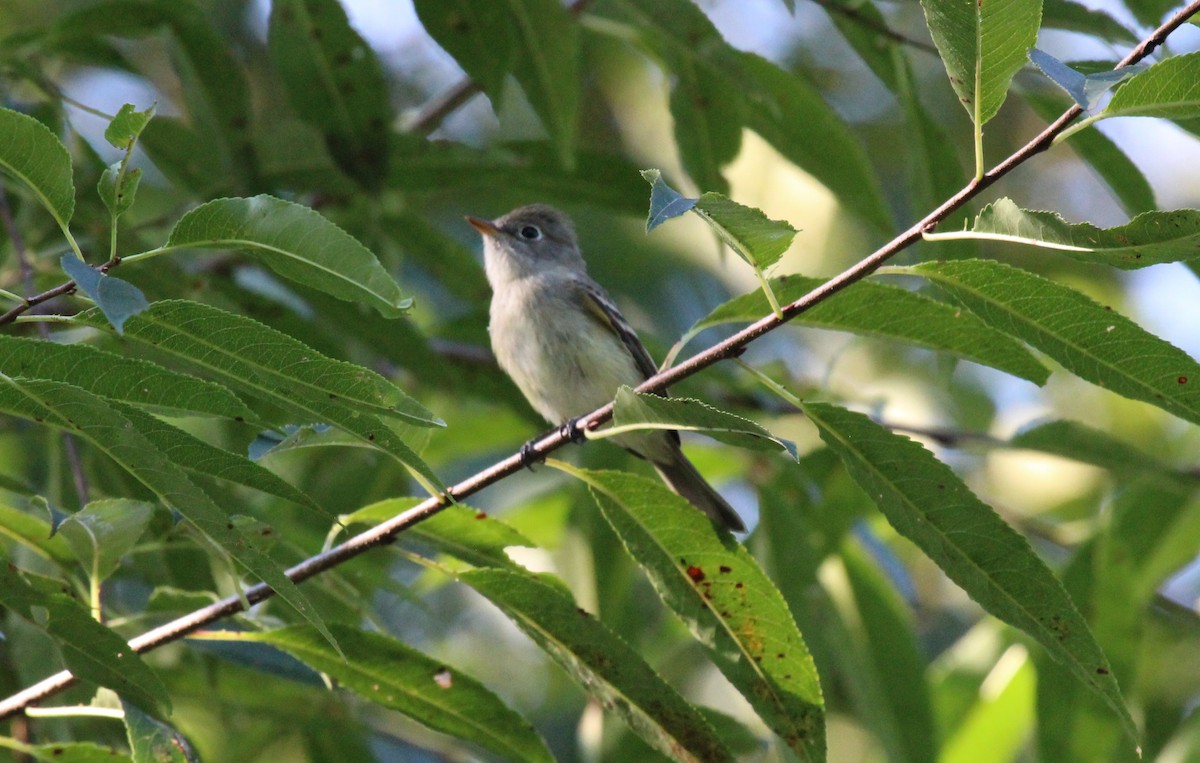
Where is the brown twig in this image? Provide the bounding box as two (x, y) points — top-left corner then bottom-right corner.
(2, 0), (1197, 721)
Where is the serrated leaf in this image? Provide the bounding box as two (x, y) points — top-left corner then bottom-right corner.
(0, 377), (339, 653)
(1102, 51), (1200, 121)
(59, 499), (153, 582)
(77, 300), (442, 486)
(692, 193), (797, 270)
(610, 386), (797, 458)
(104, 402), (323, 515)
(460, 568), (735, 763)
(0, 560), (169, 715)
(268, 0), (391, 187)
(557, 463), (825, 761)
(342, 499), (532, 570)
(123, 700), (196, 762)
(0, 335), (252, 420)
(913, 259), (1200, 425)
(211, 625), (553, 763)
(691, 274), (1049, 383)
(641, 168), (698, 231)
(104, 103), (155, 150)
(0, 107), (75, 227)
(98, 163), (142, 219)
(800, 401), (1136, 742)
(953, 198), (1200, 268)
(920, 0), (1042, 124)
(60, 253), (149, 334)
(166, 196), (410, 318)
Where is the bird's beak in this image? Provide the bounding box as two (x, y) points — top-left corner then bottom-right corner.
(466, 216), (501, 238)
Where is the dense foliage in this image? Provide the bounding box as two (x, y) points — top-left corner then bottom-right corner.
(1, 0), (1200, 761)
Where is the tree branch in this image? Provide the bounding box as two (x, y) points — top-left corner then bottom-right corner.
(2, 0), (1197, 722)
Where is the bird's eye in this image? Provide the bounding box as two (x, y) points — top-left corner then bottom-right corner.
(519, 225), (542, 240)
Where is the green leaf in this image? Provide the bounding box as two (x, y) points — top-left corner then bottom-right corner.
(0, 377), (339, 653)
(106, 402), (324, 515)
(690, 274), (1049, 384)
(166, 195), (410, 318)
(268, 0), (391, 187)
(460, 568), (735, 763)
(98, 163), (141, 219)
(59, 499), (153, 582)
(0, 107), (75, 227)
(0, 335), (253, 420)
(0, 740), (132, 763)
(123, 700), (194, 762)
(213, 625), (554, 763)
(104, 103), (155, 150)
(77, 301), (442, 486)
(1102, 51), (1200, 121)
(913, 259), (1200, 425)
(0, 501), (75, 565)
(342, 499), (532, 570)
(415, 0), (579, 167)
(138, 118), (229, 197)
(919, 0), (1042, 124)
(0, 560), (170, 715)
(800, 402), (1136, 741)
(60, 253), (149, 334)
(641, 168), (698, 231)
(610, 386), (797, 458)
(692, 193), (798, 270)
(945, 198), (1200, 268)
(1022, 90), (1155, 215)
(558, 464), (825, 761)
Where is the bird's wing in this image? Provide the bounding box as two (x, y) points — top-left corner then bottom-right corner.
(576, 280), (659, 381)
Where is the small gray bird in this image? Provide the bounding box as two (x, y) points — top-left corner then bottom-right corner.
(468, 204), (746, 532)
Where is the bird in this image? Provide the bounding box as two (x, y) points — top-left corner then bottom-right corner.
(468, 204), (746, 532)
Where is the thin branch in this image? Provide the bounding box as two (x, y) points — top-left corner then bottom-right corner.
(2, 0), (1197, 721)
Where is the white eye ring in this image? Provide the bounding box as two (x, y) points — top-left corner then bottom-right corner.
(519, 225), (542, 240)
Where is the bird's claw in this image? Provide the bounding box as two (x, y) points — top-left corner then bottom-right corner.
(519, 440), (543, 471)
(560, 417), (586, 444)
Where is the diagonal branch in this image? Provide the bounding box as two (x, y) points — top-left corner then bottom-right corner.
(2, 0), (1198, 721)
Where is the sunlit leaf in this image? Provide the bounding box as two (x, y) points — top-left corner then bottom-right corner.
(1101, 51), (1200, 121)
(920, 0), (1042, 124)
(913, 259), (1200, 425)
(123, 699), (196, 762)
(166, 196), (410, 318)
(802, 402), (1135, 741)
(558, 463), (825, 761)
(689, 274), (1049, 384)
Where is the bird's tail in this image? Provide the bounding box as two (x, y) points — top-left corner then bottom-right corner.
(653, 454), (746, 533)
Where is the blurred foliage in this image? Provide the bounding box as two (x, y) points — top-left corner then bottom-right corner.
(1, 0), (1200, 761)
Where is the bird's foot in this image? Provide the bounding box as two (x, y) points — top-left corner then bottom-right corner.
(560, 417), (586, 444)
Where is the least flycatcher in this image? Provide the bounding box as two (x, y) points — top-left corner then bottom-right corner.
(468, 204), (746, 532)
